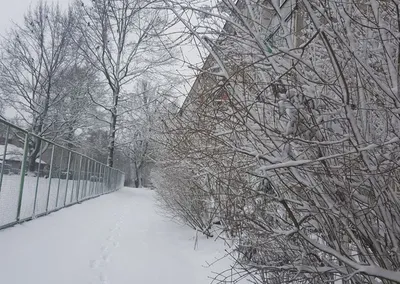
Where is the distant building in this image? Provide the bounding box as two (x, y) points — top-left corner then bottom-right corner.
(180, 0), (297, 115)
(0, 143), (46, 173)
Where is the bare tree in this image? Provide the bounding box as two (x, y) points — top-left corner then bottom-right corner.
(48, 63), (104, 148)
(0, 1), (75, 172)
(123, 81), (154, 188)
(118, 79), (179, 187)
(73, 0), (174, 167)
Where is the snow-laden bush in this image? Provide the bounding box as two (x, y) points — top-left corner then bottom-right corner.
(151, 147), (216, 237)
(157, 0), (400, 283)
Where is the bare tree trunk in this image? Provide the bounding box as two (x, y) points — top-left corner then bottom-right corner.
(134, 161), (139, 188)
(107, 97), (118, 167)
(138, 168), (143, 188)
(73, 0), (174, 170)
(29, 138), (41, 173)
(133, 159), (145, 188)
(107, 122), (116, 168)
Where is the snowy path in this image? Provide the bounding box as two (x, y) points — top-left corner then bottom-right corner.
(0, 188), (232, 284)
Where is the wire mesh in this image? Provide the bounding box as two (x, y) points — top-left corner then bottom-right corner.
(0, 118), (125, 229)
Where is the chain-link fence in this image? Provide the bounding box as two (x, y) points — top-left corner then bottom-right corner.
(0, 118), (125, 230)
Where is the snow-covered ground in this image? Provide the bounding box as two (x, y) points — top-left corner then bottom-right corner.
(0, 187), (235, 284)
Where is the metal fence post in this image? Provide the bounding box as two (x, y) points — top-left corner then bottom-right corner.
(113, 170), (117, 191)
(85, 159), (89, 198)
(117, 172), (120, 190)
(32, 140), (44, 217)
(0, 118), (125, 230)
(118, 172), (122, 190)
(93, 162), (99, 196)
(16, 133), (30, 221)
(63, 152), (72, 206)
(90, 159), (95, 196)
(100, 165), (106, 194)
(98, 164), (102, 195)
(90, 160), (96, 196)
(83, 158), (88, 199)
(0, 125), (10, 194)
(116, 172), (119, 190)
(69, 155), (78, 204)
(111, 170), (115, 191)
(88, 160), (93, 196)
(97, 163), (101, 195)
(55, 148), (64, 208)
(80, 158), (86, 200)
(86, 159), (91, 197)
(110, 169), (113, 192)
(104, 166), (108, 193)
(76, 155), (83, 202)
(105, 166), (108, 194)
(107, 167), (111, 193)
(45, 145), (55, 213)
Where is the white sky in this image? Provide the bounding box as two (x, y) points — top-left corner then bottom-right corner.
(0, 0), (72, 35)
(0, 0), (72, 118)
(0, 0), (203, 118)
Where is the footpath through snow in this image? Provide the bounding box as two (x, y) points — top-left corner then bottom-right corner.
(0, 188), (234, 284)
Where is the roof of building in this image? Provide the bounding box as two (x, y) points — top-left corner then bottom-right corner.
(180, 0), (295, 115)
(0, 144), (46, 164)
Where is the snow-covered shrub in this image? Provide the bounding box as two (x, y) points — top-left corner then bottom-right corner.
(151, 115), (217, 237)
(159, 0), (400, 282)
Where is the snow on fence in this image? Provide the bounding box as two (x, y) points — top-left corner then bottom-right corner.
(0, 118), (125, 229)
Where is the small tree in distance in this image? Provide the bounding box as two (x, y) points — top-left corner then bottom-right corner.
(73, 0), (175, 167)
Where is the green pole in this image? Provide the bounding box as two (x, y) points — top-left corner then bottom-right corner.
(69, 155), (78, 204)
(107, 167), (111, 193)
(32, 141), (44, 216)
(63, 152), (72, 206)
(55, 148), (64, 208)
(86, 159), (91, 197)
(90, 160), (96, 195)
(76, 155), (83, 202)
(93, 162), (98, 196)
(0, 125), (10, 194)
(101, 164), (106, 195)
(16, 134), (30, 221)
(45, 145), (55, 213)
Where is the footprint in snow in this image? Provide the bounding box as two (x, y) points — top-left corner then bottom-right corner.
(89, 259), (99, 269)
(101, 245), (109, 254)
(99, 273), (109, 284)
(102, 253), (111, 263)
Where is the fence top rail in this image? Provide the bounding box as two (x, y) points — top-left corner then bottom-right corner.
(0, 118), (124, 175)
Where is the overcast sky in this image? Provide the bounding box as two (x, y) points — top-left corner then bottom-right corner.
(0, 1), (70, 118)
(0, 0), (202, 116)
(0, 0), (72, 35)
